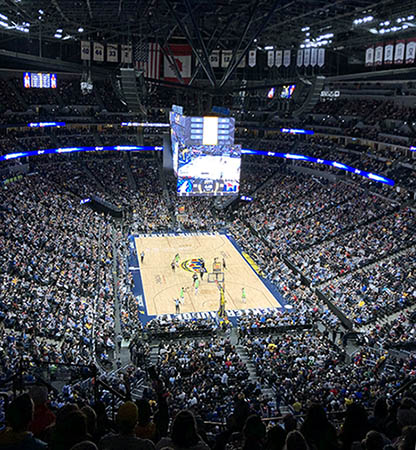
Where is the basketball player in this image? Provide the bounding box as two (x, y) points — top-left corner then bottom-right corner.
(180, 287), (185, 304)
(140, 251), (145, 263)
(200, 267), (206, 280)
(242, 287), (246, 303)
(192, 272), (198, 285)
(175, 253), (180, 267)
(171, 261), (176, 271)
(194, 278), (200, 295)
(174, 298), (180, 314)
(222, 258), (226, 270)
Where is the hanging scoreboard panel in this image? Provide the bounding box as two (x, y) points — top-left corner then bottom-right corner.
(172, 114), (241, 196)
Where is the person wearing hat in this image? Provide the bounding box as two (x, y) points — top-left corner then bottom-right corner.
(99, 401), (155, 450)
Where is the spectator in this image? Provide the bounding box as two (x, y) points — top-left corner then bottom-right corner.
(0, 393), (47, 449)
(156, 410), (209, 450)
(100, 401), (155, 450)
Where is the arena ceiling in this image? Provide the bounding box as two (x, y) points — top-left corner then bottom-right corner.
(2, 0), (416, 50)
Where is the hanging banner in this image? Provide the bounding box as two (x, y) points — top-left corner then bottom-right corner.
(221, 50), (232, 68)
(406, 39), (416, 64)
(267, 50), (275, 67)
(248, 49), (256, 67)
(164, 44), (192, 81)
(209, 50), (220, 68)
(275, 50), (283, 68)
(304, 48), (311, 66)
(81, 41), (91, 60)
(296, 49), (303, 67)
(365, 47), (374, 67)
(236, 51), (246, 68)
(384, 42), (394, 64)
(374, 44), (383, 66)
(107, 43), (118, 63)
(283, 49), (291, 67)
(318, 48), (325, 67)
(310, 48), (317, 67)
(121, 44), (132, 63)
(394, 40), (405, 65)
(93, 42), (104, 62)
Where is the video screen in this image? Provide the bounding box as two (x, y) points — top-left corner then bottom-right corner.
(170, 113), (241, 196)
(177, 144), (241, 196)
(23, 72), (57, 89)
(280, 84), (295, 99)
(170, 111), (186, 176)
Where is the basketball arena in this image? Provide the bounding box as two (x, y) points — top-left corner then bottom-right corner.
(0, 0), (416, 448)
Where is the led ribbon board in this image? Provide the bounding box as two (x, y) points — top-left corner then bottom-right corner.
(0, 145), (394, 186)
(0, 145), (162, 162)
(28, 122), (65, 128)
(241, 149), (395, 186)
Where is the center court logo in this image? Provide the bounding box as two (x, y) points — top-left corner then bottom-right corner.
(181, 258), (204, 273)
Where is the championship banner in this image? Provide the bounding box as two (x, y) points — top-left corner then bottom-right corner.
(374, 44), (383, 66)
(384, 42), (394, 64)
(93, 42), (104, 62)
(107, 43), (118, 63)
(267, 50), (275, 67)
(121, 44), (132, 63)
(164, 44), (192, 82)
(248, 49), (256, 67)
(394, 41), (405, 65)
(221, 50), (232, 68)
(283, 49), (291, 67)
(81, 41), (91, 61)
(310, 48), (317, 67)
(365, 46), (374, 67)
(405, 39), (416, 64)
(209, 50), (220, 68)
(304, 48), (311, 66)
(275, 50), (283, 68)
(296, 49), (303, 67)
(318, 48), (325, 67)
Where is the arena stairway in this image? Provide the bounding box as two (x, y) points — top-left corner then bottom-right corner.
(123, 156), (137, 190)
(235, 344), (291, 416)
(293, 76), (325, 117)
(129, 344), (159, 400)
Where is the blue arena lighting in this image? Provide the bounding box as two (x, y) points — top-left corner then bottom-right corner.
(0, 145), (162, 162)
(121, 122), (170, 127)
(280, 128), (314, 135)
(240, 148), (395, 186)
(410, 146), (416, 151)
(28, 121), (65, 128)
(0, 144), (394, 186)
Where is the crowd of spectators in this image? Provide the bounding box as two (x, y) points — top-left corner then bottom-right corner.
(323, 246), (416, 325)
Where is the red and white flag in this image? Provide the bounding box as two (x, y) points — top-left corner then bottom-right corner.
(163, 44), (192, 83)
(136, 42), (161, 79)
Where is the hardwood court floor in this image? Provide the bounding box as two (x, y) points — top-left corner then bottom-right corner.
(134, 233), (281, 316)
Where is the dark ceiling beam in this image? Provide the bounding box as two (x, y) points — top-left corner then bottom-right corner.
(51, 0), (70, 23)
(86, 0), (93, 19)
(219, 0), (281, 88)
(183, 0), (217, 88)
(188, 21), (227, 85)
(219, 1), (259, 87)
(164, 0), (217, 88)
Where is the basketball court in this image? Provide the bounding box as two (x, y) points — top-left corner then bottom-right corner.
(128, 232), (288, 323)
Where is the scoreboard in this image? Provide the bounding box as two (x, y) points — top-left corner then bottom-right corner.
(170, 111), (241, 197)
(23, 72), (57, 89)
